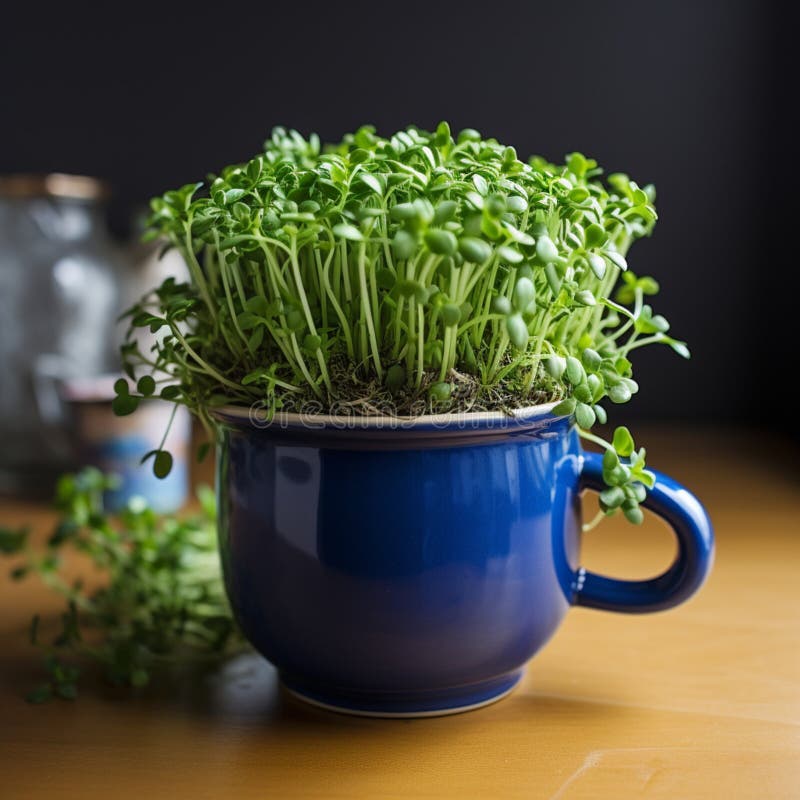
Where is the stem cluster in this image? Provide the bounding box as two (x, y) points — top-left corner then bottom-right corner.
(118, 123), (689, 524)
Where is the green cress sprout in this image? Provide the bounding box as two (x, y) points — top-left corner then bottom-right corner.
(117, 123), (689, 526)
(0, 469), (243, 702)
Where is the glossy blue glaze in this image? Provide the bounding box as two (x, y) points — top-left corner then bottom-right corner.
(214, 408), (713, 716)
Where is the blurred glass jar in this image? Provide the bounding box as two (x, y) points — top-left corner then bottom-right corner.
(0, 174), (124, 494)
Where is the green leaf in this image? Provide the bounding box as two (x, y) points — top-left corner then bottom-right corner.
(600, 297), (635, 320)
(621, 377), (639, 395)
(512, 278), (535, 312)
(635, 307), (671, 334)
(458, 237), (492, 264)
(661, 336), (691, 358)
(139, 448), (158, 466)
(603, 449), (619, 470)
(506, 195), (527, 213)
(458, 128), (481, 143)
(565, 356), (584, 385)
(424, 229), (458, 256)
(359, 173), (383, 195)
(376, 268), (395, 290)
(349, 147), (369, 164)
(567, 152), (588, 177)
(332, 223), (363, 242)
(623, 505), (644, 525)
(585, 224), (607, 248)
(481, 215), (503, 240)
(628, 483), (647, 503)
(574, 383), (593, 403)
(504, 224), (534, 246)
(246, 158), (263, 182)
(552, 397), (577, 416)
(390, 202), (418, 221)
(433, 200), (458, 224)
(582, 348), (602, 371)
(303, 334), (322, 352)
(223, 188), (246, 205)
(434, 120), (451, 146)
(392, 230), (417, 260)
(600, 486), (625, 509)
(428, 382), (453, 403)
(153, 450), (173, 479)
(587, 252), (606, 279)
(247, 326), (264, 352)
(485, 195), (506, 218)
(536, 235), (559, 264)
(638, 469), (656, 489)
(608, 383), (632, 404)
(136, 376), (156, 397)
(615, 356), (633, 375)
(492, 296), (512, 315)
(385, 364), (406, 392)
(111, 394), (139, 416)
(569, 187), (590, 203)
(280, 212), (315, 223)
(605, 463), (631, 486)
(604, 250), (628, 271)
(612, 426), (635, 457)
(638, 276), (660, 295)
(441, 304), (461, 327)
(545, 355), (566, 379)
(575, 402), (596, 429)
(472, 174), (489, 195)
(497, 245), (523, 264)
(506, 314), (529, 349)
(232, 202), (250, 222)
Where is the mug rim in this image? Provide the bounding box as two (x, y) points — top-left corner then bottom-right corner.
(212, 400), (566, 433)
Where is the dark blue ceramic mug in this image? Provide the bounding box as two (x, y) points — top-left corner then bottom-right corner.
(214, 404), (713, 717)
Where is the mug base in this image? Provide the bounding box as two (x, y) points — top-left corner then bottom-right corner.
(281, 669), (524, 718)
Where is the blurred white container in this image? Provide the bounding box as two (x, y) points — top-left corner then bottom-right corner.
(62, 374), (191, 513)
(0, 175), (124, 493)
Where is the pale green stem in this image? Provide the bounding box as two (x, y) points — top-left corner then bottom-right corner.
(289, 238), (331, 392)
(357, 242), (383, 379)
(416, 301), (424, 389)
(169, 326), (243, 393)
(181, 225), (217, 323)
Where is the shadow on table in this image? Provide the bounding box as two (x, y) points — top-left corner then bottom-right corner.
(2, 642), (629, 727)
(1, 635), (636, 798)
(134, 652), (630, 732)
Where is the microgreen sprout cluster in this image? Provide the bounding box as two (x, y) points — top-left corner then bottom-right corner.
(0, 469), (243, 702)
(118, 123), (688, 524)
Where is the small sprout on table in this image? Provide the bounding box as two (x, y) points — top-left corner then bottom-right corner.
(1, 469), (245, 702)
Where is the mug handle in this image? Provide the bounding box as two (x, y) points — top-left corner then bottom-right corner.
(573, 452), (714, 613)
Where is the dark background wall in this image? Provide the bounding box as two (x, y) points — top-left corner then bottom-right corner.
(1, 1), (786, 426)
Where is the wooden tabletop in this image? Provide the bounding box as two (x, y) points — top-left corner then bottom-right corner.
(1, 427), (798, 799)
